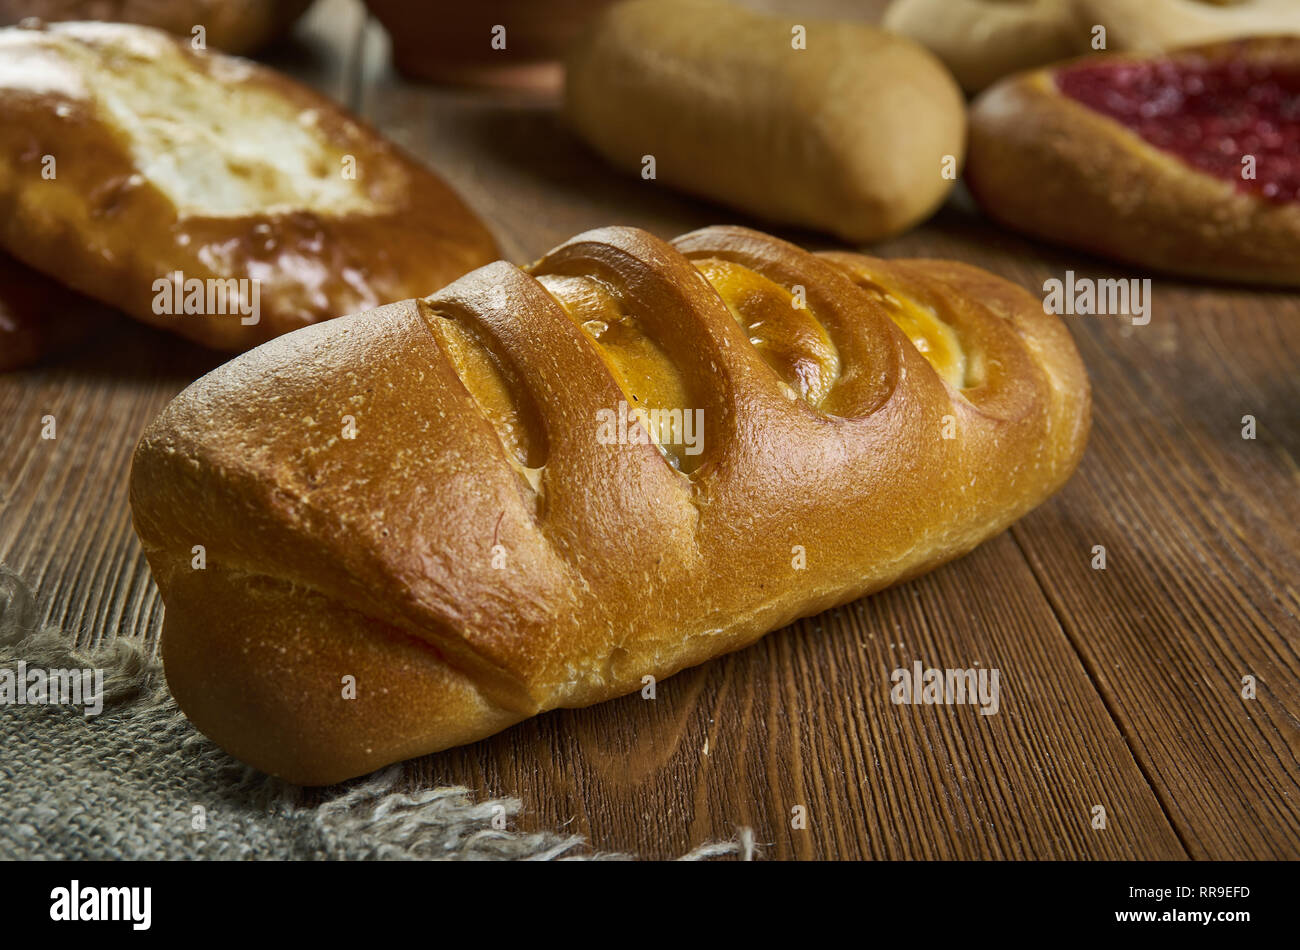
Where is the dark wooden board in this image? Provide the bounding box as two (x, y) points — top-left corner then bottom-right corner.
(0, 0), (1295, 860)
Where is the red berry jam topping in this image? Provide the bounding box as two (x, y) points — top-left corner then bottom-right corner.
(1056, 55), (1300, 203)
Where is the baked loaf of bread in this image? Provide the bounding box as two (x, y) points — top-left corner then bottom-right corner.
(130, 224), (1091, 785)
(967, 38), (1300, 286)
(0, 251), (111, 371)
(565, 0), (965, 244)
(0, 21), (498, 351)
(0, 0), (312, 54)
(882, 0), (1079, 93)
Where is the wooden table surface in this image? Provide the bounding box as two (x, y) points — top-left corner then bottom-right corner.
(1, 0), (1297, 860)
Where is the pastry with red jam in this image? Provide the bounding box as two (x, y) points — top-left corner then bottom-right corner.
(966, 38), (1300, 286)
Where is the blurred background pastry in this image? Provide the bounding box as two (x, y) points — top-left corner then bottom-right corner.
(883, 0), (1300, 93)
(1074, 0), (1300, 53)
(565, 0), (965, 243)
(0, 20), (498, 352)
(883, 0), (1078, 93)
(966, 37), (1300, 285)
(364, 0), (619, 92)
(0, 0), (314, 53)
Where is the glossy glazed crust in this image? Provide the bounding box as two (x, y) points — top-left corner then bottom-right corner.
(130, 225), (1091, 785)
(0, 21), (498, 351)
(0, 250), (110, 370)
(0, 0), (312, 54)
(565, 0), (965, 244)
(966, 39), (1300, 286)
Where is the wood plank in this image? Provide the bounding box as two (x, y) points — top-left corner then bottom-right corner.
(878, 202), (1300, 858)
(0, 326), (224, 651)
(1014, 286), (1300, 859)
(410, 533), (1185, 859)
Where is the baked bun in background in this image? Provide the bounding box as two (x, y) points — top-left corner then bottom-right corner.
(0, 251), (113, 371)
(0, 0), (313, 54)
(130, 223), (1090, 785)
(0, 21), (498, 352)
(565, 0), (966, 244)
(884, 0), (1300, 95)
(966, 38), (1300, 286)
(364, 0), (618, 92)
(882, 0), (1079, 94)
(1072, 0), (1300, 52)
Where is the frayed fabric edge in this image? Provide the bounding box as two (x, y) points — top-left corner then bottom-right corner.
(0, 565), (756, 861)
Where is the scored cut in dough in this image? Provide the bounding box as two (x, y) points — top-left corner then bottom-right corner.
(130, 224), (1091, 785)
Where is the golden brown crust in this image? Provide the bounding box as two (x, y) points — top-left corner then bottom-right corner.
(966, 39), (1300, 286)
(0, 0), (312, 54)
(158, 563), (526, 787)
(130, 225), (1090, 786)
(564, 0), (965, 244)
(0, 21), (499, 351)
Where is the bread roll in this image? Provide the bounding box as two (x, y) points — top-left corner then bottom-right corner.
(966, 38), (1300, 286)
(0, 20), (498, 351)
(0, 0), (312, 54)
(564, 0), (965, 244)
(130, 224), (1090, 785)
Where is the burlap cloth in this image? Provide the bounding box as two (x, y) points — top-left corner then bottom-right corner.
(0, 567), (753, 860)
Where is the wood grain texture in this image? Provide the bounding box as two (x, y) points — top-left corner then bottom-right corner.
(0, 0), (1295, 860)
